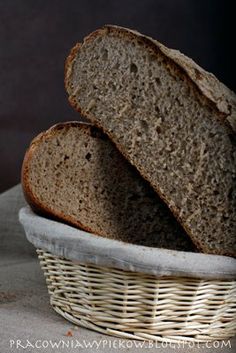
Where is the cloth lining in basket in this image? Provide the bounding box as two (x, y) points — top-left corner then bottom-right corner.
(19, 207), (236, 280)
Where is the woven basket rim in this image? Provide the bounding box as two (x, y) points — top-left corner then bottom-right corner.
(19, 207), (236, 280)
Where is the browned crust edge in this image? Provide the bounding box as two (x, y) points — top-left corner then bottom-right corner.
(21, 121), (117, 239)
(65, 42), (81, 93)
(64, 26), (236, 257)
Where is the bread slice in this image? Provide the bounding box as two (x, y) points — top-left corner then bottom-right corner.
(22, 122), (194, 251)
(65, 25), (236, 257)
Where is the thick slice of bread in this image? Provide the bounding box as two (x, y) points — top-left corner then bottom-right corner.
(65, 25), (236, 257)
(22, 122), (194, 250)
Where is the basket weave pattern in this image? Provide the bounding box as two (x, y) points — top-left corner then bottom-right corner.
(37, 249), (236, 342)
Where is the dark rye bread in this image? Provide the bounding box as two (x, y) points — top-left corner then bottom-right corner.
(21, 122), (195, 250)
(65, 25), (236, 257)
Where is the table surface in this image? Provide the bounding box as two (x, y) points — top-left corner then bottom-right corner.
(0, 184), (235, 353)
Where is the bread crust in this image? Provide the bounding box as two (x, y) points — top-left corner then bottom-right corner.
(21, 121), (114, 237)
(65, 25), (236, 257)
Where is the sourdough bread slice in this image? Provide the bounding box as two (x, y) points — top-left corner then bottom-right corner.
(22, 122), (194, 250)
(65, 25), (236, 257)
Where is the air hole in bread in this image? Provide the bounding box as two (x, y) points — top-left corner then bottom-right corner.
(155, 77), (161, 85)
(101, 48), (108, 60)
(130, 63), (138, 73)
(85, 152), (92, 161)
(136, 131), (142, 137)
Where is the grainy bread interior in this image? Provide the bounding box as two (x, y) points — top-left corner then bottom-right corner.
(65, 25), (236, 256)
(22, 122), (194, 251)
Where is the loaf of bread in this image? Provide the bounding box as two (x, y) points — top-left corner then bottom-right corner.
(65, 25), (236, 256)
(22, 122), (194, 250)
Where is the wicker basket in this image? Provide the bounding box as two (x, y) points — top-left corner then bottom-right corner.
(19, 207), (236, 342)
(36, 249), (236, 342)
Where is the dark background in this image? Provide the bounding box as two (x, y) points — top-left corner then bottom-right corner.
(0, 0), (235, 192)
